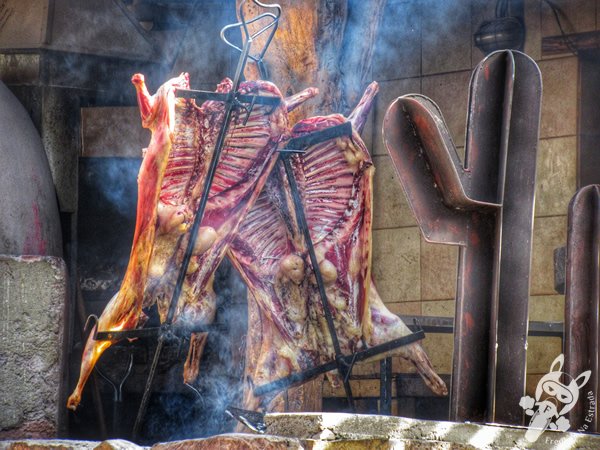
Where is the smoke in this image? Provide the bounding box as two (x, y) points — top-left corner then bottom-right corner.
(79, 157), (140, 214)
(140, 259), (249, 443)
(369, 0), (482, 84)
(141, 337), (243, 443)
(77, 157), (140, 286)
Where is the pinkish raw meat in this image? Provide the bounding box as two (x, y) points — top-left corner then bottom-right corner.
(68, 73), (317, 409)
(229, 82), (447, 411)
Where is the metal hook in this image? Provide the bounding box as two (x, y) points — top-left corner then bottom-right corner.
(184, 382), (203, 400)
(220, 0), (281, 72)
(84, 314), (99, 336)
(96, 353), (134, 402)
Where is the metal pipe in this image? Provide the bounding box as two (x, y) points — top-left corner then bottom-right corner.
(564, 185), (600, 432)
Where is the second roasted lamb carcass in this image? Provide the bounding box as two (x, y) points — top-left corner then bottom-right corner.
(229, 82), (448, 411)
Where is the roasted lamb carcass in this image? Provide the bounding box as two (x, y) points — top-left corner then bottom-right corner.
(67, 73), (189, 410)
(228, 82), (448, 412)
(67, 73), (314, 410)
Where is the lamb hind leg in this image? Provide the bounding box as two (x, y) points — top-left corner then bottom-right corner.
(183, 332), (209, 385)
(366, 281), (448, 397)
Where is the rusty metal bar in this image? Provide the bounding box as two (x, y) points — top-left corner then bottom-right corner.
(398, 315), (563, 337)
(564, 185), (600, 432)
(383, 50), (541, 424)
(379, 357), (392, 415)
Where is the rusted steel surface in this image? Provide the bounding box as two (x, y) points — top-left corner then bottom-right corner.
(383, 50), (541, 424)
(564, 185), (600, 433)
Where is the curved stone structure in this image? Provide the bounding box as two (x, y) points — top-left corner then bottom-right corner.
(0, 80), (62, 257)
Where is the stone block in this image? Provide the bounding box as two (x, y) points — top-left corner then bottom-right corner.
(527, 336), (563, 374)
(372, 155), (417, 229)
(0, 256), (67, 439)
(81, 107), (150, 158)
(419, 332), (453, 375)
(421, 0), (472, 75)
(0, 440), (100, 450)
(524, 0), (542, 61)
(385, 301), (422, 316)
(152, 434), (302, 450)
(421, 71), (471, 148)
(373, 78), (421, 157)
(373, 0), (422, 81)
(422, 299), (454, 317)
(535, 137), (576, 217)
(265, 412), (600, 448)
(541, 0), (596, 37)
(530, 216), (567, 295)
(538, 57), (578, 139)
(0, 80), (62, 256)
(528, 295), (564, 322)
(420, 238), (458, 301)
(372, 227), (421, 303)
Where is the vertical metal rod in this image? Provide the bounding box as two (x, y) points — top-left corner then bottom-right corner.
(131, 38), (254, 441)
(166, 38), (252, 325)
(379, 357), (392, 415)
(280, 155), (355, 411)
(132, 334), (165, 440)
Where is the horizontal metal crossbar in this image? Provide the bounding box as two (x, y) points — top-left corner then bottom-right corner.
(284, 122), (352, 153)
(175, 88), (281, 107)
(253, 330), (425, 397)
(94, 323), (226, 341)
(399, 315), (563, 337)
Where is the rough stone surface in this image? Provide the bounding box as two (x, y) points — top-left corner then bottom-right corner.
(95, 440), (147, 450)
(0, 256), (68, 439)
(0, 440), (99, 450)
(6, 413), (600, 449)
(152, 433), (303, 450)
(265, 413), (600, 449)
(0, 440), (146, 450)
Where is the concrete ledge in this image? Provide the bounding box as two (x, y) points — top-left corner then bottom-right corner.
(4, 413), (600, 449)
(265, 413), (600, 449)
(0, 440), (146, 450)
(153, 433), (303, 449)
